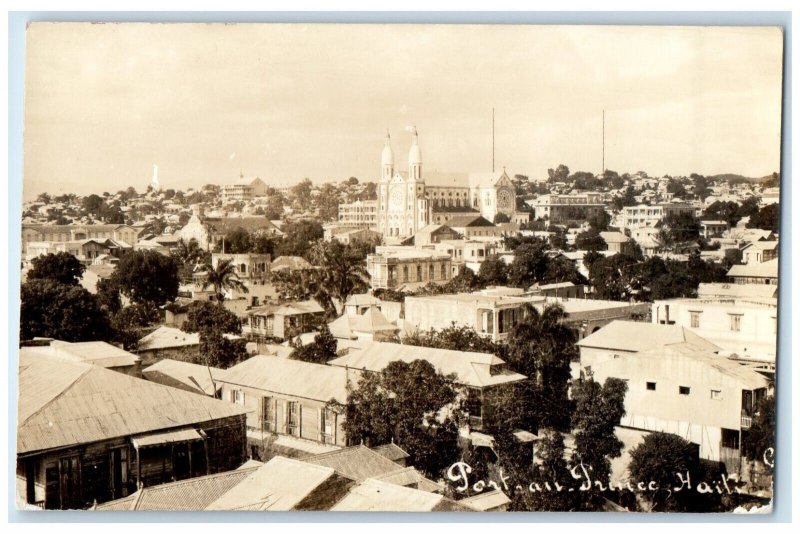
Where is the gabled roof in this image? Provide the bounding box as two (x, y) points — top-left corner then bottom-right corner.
(218, 356), (351, 404)
(446, 215), (495, 228)
(137, 325), (200, 351)
(576, 320), (720, 354)
(142, 359), (225, 396)
(697, 283), (778, 299)
(468, 171), (510, 189)
(742, 240), (779, 252)
(206, 456), (339, 511)
(17, 352), (247, 455)
(423, 172), (469, 187)
(48, 340), (139, 368)
(370, 467), (444, 494)
(331, 479), (472, 512)
(344, 293), (382, 307)
(371, 442), (410, 463)
(303, 445), (403, 481)
(727, 259), (779, 279)
(327, 341), (526, 388)
(95, 466), (259, 511)
(328, 307), (398, 339)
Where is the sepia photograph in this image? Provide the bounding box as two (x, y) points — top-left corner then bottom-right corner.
(13, 20), (784, 515)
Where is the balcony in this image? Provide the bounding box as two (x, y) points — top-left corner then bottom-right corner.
(741, 415), (753, 430)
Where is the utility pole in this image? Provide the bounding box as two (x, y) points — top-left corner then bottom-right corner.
(492, 107), (495, 173)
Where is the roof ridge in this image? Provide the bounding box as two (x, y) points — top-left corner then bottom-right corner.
(20, 363), (94, 426)
(143, 465), (260, 493)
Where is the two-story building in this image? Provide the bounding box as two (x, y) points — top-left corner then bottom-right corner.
(17, 349), (247, 510)
(651, 283), (778, 366)
(527, 193), (605, 224)
(243, 300), (326, 342)
(620, 203), (695, 230)
(727, 258), (778, 286)
(211, 252), (274, 307)
(366, 247), (452, 291)
(216, 357), (353, 459)
(328, 341), (526, 431)
(577, 324), (770, 474)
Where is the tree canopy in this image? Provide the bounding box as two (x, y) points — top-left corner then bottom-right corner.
(111, 250), (179, 306)
(27, 252), (86, 286)
(20, 279), (112, 342)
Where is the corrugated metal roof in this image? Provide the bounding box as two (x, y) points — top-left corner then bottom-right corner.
(371, 442), (410, 462)
(18, 353), (248, 455)
(459, 489), (511, 511)
(371, 467), (444, 493)
(328, 342), (526, 388)
(217, 356), (351, 403)
(47, 341), (139, 368)
(331, 479), (470, 512)
(727, 259), (779, 279)
(142, 358), (224, 396)
(206, 456), (335, 511)
(95, 467), (259, 511)
(576, 320), (721, 354)
(634, 347), (770, 390)
(328, 307), (398, 339)
(137, 326), (200, 351)
(303, 445), (402, 481)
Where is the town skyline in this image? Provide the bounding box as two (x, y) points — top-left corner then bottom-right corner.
(23, 23), (783, 200)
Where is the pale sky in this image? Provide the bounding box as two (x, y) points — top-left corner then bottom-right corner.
(23, 23), (784, 199)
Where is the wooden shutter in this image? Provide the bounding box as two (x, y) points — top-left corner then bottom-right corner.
(298, 404), (303, 437)
(318, 408), (324, 442)
(272, 398), (278, 432)
(283, 401), (289, 433)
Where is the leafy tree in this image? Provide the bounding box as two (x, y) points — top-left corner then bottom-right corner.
(317, 183), (340, 221)
(657, 212), (700, 245)
(692, 174), (712, 200)
(264, 191), (285, 220)
(666, 180), (687, 198)
(507, 239), (549, 288)
(736, 196), (761, 221)
(402, 323), (506, 357)
(27, 252), (85, 286)
(478, 255), (508, 286)
(587, 253), (639, 301)
(539, 255), (586, 285)
(112, 250), (179, 306)
(20, 279), (112, 342)
(343, 359), (461, 479)
(220, 227), (252, 254)
(570, 377), (628, 500)
(493, 212), (511, 224)
(182, 301), (243, 335)
(82, 194), (105, 216)
(628, 432), (703, 511)
(200, 258), (248, 304)
(251, 234), (277, 255)
(36, 192), (51, 204)
(290, 324), (338, 364)
(703, 200), (741, 227)
(290, 178), (314, 211)
(96, 277), (122, 315)
(743, 395), (776, 470)
(505, 304), (577, 430)
(588, 210), (611, 231)
(181, 301), (246, 369)
(746, 204), (780, 232)
(275, 220), (324, 257)
(611, 187), (638, 210)
(575, 228), (607, 252)
(547, 164), (570, 183)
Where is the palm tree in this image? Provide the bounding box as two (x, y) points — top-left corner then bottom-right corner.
(307, 240), (370, 316)
(173, 238), (207, 282)
(200, 258), (248, 304)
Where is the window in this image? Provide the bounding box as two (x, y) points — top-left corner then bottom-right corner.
(416, 265), (422, 280)
(261, 396), (275, 431)
(679, 386), (691, 395)
(646, 382), (656, 391)
(729, 314), (742, 332)
(286, 401), (300, 436)
(689, 311), (701, 329)
(710, 389), (722, 400)
(441, 264), (447, 279)
(231, 389), (245, 405)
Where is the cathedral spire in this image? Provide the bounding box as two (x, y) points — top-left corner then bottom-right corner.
(408, 126), (422, 179)
(381, 129), (394, 181)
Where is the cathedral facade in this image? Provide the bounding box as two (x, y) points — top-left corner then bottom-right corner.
(376, 128), (516, 239)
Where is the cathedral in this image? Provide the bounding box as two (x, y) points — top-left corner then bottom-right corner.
(376, 128), (516, 239)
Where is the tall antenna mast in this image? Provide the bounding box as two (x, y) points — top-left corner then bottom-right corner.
(492, 107), (495, 173)
(602, 109), (605, 175)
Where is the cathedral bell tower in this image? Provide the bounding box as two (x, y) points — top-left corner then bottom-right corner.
(381, 130), (394, 181)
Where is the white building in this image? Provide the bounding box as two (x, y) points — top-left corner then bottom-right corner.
(620, 203), (695, 230)
(652, 283), (778, 366)
(365, 246), (452, 291)
(578, 322), (769, 471)
(337, 199), (378, 229)
(376, 128), (516, 239)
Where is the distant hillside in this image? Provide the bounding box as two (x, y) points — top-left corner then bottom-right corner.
(710, 173), (779, 185)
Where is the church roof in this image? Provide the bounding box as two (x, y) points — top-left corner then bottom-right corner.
(447, 215), (495, 228)
(423, 172), (470, 187)
(468, 171), (509, 189)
